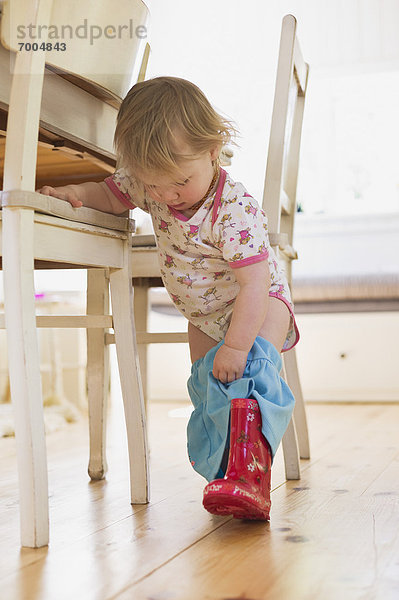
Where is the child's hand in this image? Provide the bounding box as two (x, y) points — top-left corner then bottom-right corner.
(212, 344), (248, 383)
(37, 185), (83, 208)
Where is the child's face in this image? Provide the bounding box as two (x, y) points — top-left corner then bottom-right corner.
(138, 143), (219, 211)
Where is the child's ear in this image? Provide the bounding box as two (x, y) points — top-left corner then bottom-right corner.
(210, 144), (221, 161)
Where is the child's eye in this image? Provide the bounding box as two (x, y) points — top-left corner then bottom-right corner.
(176, 178), (190, 187)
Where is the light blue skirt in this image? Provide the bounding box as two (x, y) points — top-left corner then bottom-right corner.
(187, 337), (295, 482)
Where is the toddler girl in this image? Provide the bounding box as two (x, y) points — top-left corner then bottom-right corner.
(39, 76), (299, 521)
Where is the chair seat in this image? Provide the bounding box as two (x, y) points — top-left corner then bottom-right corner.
(130, 231), (295, 279)
(2, 190), (134, 231)
(0, 191), (136, 270)
(131, 231), (290, 246)
(131, 232), (157, 246)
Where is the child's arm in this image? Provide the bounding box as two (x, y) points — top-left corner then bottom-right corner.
(212, 260), (271, 383)
(37, 181), (130, 215)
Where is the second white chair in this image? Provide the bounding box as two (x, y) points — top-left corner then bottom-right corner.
(130, 14), (310, 480)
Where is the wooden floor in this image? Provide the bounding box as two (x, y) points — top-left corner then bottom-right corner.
(1, 396), (399, 600)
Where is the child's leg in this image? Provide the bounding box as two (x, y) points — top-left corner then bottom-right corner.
(188, 321), (218, 363)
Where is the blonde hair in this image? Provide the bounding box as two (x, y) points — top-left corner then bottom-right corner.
(114, 76), (237, 179)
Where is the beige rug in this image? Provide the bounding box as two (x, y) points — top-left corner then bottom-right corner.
(0, 395), (81, 438)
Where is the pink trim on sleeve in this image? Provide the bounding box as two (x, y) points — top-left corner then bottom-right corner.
(211, 168), (227, 226)
(268, 292), (300, 352)
(228, 251), (269, 269)
(104, 175), (136, 209)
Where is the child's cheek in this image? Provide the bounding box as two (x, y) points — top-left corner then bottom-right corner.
(147, 190), (161, 203)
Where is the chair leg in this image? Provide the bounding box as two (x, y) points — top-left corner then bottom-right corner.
(283, 348), (310, 459)
(133, 283), (150, 409)
(109, 259), (149, 504)
(280, 360), (301, 480)
(281, 417), (301, 480)
(87, 269), (110, 480)
(2, 207), (49, 548)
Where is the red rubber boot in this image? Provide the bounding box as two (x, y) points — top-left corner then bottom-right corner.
(202, 398), (272, 520)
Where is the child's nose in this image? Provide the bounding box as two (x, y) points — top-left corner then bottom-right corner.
(162, 188), (179, 202)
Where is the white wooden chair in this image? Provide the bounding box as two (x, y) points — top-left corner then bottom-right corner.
(131, 14), (310, 480)
(0, 0), (150, 548)
(262, 14), (310, 477)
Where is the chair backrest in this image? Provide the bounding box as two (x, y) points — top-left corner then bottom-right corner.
(0, 0), (149, 105)
(262, 14), (309, 283)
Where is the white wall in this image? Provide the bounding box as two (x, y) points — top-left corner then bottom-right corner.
(147, 307), (399, 403)
(295, 311), (399, 402)
(145, 0), (399, 215)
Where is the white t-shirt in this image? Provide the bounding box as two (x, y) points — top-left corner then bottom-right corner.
(105, 168), (299, 351)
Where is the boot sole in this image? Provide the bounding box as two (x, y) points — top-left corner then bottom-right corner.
(203, 494), (270, 521)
